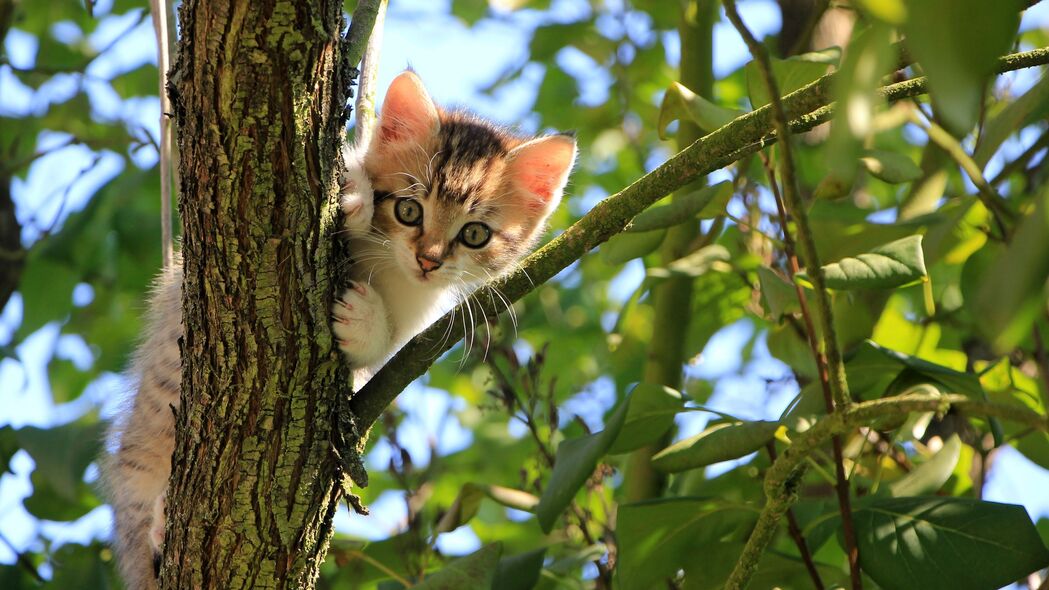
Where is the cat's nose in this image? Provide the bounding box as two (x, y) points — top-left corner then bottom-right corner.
(416, 255), (442, 273)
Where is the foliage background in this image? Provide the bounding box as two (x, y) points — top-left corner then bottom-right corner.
(1, 0), (1049, 587)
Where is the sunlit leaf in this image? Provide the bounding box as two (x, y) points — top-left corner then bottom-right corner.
(888, 434), (961, 496)
(854, 497), (1049, 590)
(807, 235), (927, 290)
(651, 420), (778, 473)
(975, 187), (1049, 351)
(745, 54), (830, 109)
(903, 0), (1023, 134)
(658, 82), (745, 139)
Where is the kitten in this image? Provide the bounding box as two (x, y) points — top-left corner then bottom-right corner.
(104, 70), (576, 589)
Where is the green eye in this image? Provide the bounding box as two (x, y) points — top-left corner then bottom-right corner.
(459, 222), (492, 248)
(394, 198), (423, 226)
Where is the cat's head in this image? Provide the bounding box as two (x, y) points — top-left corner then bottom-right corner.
(361, 71), (576, 288)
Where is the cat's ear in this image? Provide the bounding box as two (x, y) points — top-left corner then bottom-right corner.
(506, 134), (577, 214)
(375, 71), (439, 147)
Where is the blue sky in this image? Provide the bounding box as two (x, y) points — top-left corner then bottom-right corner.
(2, 0), (1049, 571)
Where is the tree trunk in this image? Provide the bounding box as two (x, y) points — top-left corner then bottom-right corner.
(161, 0), (355, 587)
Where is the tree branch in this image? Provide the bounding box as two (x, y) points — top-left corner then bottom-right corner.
(343, 0), (384, 71)
(725, 392), (1049, 590)
(352, 0), (387, 149)
(349, 46), (1049, 432)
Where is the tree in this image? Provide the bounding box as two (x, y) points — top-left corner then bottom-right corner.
(2, 0), (1049, 589)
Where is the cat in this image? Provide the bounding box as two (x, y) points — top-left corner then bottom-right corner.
(104, 70), (576, 589)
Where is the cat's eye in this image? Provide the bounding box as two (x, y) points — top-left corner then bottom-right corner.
(459, 222), (492, 248)
(394, 198), (423, 226)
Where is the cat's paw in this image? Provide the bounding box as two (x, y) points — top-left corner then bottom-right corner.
(340, 151), (374, 236)
(149, 493), (165, 556)
(332, 281), (390, 369)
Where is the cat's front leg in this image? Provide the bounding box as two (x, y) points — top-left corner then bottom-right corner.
(340, 149), (374, 236)
(332, 280), (391, 369)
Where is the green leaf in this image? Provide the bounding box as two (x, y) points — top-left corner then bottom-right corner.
(325, 533), (423, 587)
(658, 82), (746, 139)
(536, 400), (629, 533)
(757, 266), (799, 319)
(974, 72), (1049, 166)
(857, 340), (984, 399)
(110, 63), (160, 99)
(627, 181), (733, 233)
(814, 235), (927, 290)
(854, 496), (1049, 590)
(15, 255), (80, 339)
(888, 434), (961, 496)
(745, 55), (830, 110)
(48, 542), (120, 590)
(451, 0), (488, 24)
(616, 498), (754, 590)
(23, 468), (100, 521)
(415, 543), (502, 590)
(861, 149), (923, 184)
(492, 548), (546, 590)
(975, 187), (1049, 352)
(16, 418), (103, 501)
(601, 230), (665, 265)
(651, 420), (779, 473)
(856, 0), (908, 24)
(646, 245), (730, 280)
(0, 426), (18, 475)
(903, 0), (1022, 134)
(608, 383), (685, 455)
(827, 23), (896, 183)
(436, 484), (538, 533)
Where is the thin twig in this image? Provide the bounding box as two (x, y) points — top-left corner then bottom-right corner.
(354, 0), (387, 149)
(0, 530), (44, 583)
(766, 443), (825, 590)
(148, 0), (175, 269)
(988, 129), (1049, 188)
(344, 0), (385, 70)
(1032, 325), (1049, 415)
(722, 3), (861, 587)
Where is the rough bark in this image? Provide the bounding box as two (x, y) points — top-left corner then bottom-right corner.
(161, 0), (355, 587)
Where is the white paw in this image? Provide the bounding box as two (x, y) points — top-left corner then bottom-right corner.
(340, 150), (374, 236)
(149, 493), (166, 554)
(332, 281), (391, 369)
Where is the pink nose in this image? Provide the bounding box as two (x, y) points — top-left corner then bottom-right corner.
(416, 255), (442, 273)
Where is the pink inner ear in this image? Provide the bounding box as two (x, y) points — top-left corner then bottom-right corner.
(509, 137), (577, 208)
(377, 72), (437, 146)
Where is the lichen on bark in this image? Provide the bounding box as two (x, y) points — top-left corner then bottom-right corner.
(162, 0), (363, 587)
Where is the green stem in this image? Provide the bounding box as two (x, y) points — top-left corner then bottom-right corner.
(624, 0), (716, 504)
(349, 46), (1049, 432)
(725, 392), (1049, 589)
(909, 110), (1012, 236)
(721, 2), (860, 586)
